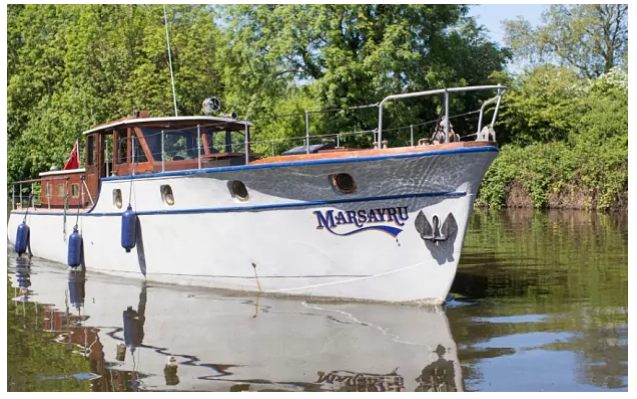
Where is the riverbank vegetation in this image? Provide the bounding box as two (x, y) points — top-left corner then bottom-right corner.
(7, 4), (627, 209)
(477, 66), (628, 210)
(478, 4), (628, 210)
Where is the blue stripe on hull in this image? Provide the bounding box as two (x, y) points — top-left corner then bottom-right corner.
(12, 190), (466, 217)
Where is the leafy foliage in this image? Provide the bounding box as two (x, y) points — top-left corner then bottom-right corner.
(217, 4), (509, 146)
(479, 48), (628, 211)
(8, 4), (508, 184)
(7, 4), (222, 184)
(496, 65), (585, 145)
(477, 67), (628, 211)
(503, 4), (628, 78)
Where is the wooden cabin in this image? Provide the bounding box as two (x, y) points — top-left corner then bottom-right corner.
(38, 169), (87, 209)
(36, 112), (255, 209)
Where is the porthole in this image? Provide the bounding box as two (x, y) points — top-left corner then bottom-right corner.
(331, 173), (357, 194)
(113, 189), (122, 209)
(230, 180), (249, 201)
(161, 185), (175, 206)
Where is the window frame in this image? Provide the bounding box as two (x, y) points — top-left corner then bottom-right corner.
(116, 128), (129, 165)
(87, 135), (95, 166)
(71, 183), (80, 198)
(113, 189), (122, 209)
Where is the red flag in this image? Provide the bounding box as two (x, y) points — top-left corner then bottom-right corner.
(63, 139), (79, 170)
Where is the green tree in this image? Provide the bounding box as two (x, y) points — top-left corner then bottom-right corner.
(217, 4), (509, 147)
(496, 64), (627, 146)
(7, 4), (222, 185)
(496, 65), (585, 145)
(478, 65), (627, 209)
(503, 4), (628, 79)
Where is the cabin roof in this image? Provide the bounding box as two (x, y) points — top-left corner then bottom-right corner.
(82, 116), (253, 135)
(39, 168), (86, 177)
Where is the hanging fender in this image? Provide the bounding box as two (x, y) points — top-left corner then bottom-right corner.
(68, 227), (83, 268)
(121, 205), (137, 252)
(15, 193), (35, 257)
(15, 222), (30, 256)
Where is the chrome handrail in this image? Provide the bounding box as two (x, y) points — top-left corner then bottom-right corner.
(477, 95), (499, 134)
(10, 176), (77, 211)
(377, 84), (507, 149)
(107, 84), (507, 160)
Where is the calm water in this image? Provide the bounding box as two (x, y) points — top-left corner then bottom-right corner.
(7, 209), (628, 392)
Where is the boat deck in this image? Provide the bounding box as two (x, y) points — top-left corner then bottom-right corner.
(11, 140), (499, 216)
(251, 141), (497, 165)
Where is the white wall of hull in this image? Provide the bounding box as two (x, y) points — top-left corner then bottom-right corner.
(8, 148), (497, 304)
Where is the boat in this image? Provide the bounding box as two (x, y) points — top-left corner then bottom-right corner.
(9, 261), (464, 392)
(7, 85), (506, 305)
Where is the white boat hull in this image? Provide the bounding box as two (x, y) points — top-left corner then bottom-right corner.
(8, 147), (497, 304)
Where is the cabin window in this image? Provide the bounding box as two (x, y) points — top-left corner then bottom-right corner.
(57, 184), (65, 198)
(133, 132), (147, 163)
(166, 133), (197, 160)
(87, 135), (95, 166)
(139, 127), (197, 161)
(46, 184), (52, 198)
(113, 189), (122, 209)
(207, 130), (245, 153)
(139, 126), (245, 160)
(102, 133), (113, 178)
(203, 132), (220, 154)
(117, 129), (128, 164)
(230, 181), (249, 201)
(161, 185), (175, 206)
(331, 173), (357, 194)
(71, 183), (80, 198)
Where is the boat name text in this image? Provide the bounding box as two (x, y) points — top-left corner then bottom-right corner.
(313, 207), (408, 237)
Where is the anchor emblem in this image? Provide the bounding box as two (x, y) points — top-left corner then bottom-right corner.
(415, 211), (455, 243)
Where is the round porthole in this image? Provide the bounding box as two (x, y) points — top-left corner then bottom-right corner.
(231, 181), (249, 201)
(113, 189), (122, 209)
(161, 185), (175, 206)
(331, 173), (357, 194)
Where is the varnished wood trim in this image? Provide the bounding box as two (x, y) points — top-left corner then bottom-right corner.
(249, 141), (497, 165)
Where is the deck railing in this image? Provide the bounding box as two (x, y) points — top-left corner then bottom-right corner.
(9, 85), (507, 194)
(171, 84), (503, 162)
(11, 179), (44, 211)
(122, 84), (507, 171)
(10, 174), (91, 212)
(377, 84), (506, 148)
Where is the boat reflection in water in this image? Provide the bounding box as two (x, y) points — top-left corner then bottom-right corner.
(10, 264), (146, 392)
(13, 257), (32, 302)
(9, 263), (463, 392)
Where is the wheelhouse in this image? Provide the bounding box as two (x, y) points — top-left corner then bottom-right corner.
(81, 113), (256, 202)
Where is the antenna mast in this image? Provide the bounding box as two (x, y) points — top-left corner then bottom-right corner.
(163, 4), (178, 117)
